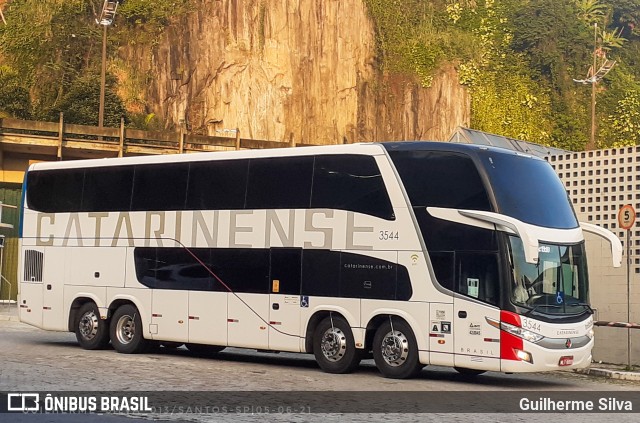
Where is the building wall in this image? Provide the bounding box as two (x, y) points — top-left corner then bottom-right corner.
(550, 147), (640, 365)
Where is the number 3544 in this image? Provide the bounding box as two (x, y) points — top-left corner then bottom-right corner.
(379, 231), (399, 240)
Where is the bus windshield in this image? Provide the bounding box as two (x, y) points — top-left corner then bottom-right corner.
(508, 236), (590, 315)
(477, 150), (578, 229)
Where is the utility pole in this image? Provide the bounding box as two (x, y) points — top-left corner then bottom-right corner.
(589, 23), (597, 151)
(573, 22), (616, 150)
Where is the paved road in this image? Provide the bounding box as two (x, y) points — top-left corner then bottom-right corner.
(0, 318), (638, 422)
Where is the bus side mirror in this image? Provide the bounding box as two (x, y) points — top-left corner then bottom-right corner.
(580, 222), (623, 268)
(427, 207), (540, 264)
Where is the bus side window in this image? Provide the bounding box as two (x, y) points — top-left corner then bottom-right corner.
(27, 169), (84, 213)
(246, 156), (314, 209)
(186, 159), (249, 210)
(456, 252), (499, 306)
(82, 166), (134, 212)
(270, 248), (302, 295)
(131, 163), (189, 211)
(301, 250), (340, 297)
(428, 252), (455, 292)
(311, 155), (394, 220)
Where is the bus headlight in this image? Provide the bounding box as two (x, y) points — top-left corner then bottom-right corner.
(500, 321), (544, 343)
(515, 349), (534, 364)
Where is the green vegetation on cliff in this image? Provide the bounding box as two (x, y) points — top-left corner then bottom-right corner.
(364, 0), (640, 149)
(0, 0), (190, 128)
(1, 0), (640, 149)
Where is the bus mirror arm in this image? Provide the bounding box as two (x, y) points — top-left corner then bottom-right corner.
(426, 207), (539, 264)
(579, 222), (623, 268)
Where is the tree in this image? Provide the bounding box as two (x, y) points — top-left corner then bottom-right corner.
(575, 0), (607, 24)
(51, 74), (126, 126)
(0, 65), (31, 119)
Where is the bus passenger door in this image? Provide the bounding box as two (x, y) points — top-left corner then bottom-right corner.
(453, 252), (501, 372)
(268, 248), (302, 352)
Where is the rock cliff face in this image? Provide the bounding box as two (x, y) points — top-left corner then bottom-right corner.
(131, 0), (469, 144)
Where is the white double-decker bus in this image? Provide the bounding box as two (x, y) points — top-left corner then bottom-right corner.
(18, 142), (621, 378)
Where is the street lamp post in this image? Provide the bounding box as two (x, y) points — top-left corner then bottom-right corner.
(590, 23), (597, 150)
(99, 24), (107, 129)
(96, 1), (121, 129)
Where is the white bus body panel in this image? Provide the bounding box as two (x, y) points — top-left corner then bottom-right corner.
(428, 303), (454, 366)
(228, 293), (269, 349)
(67, 247), (126, 287)
(453, 298), (501, 371)
(151, 290), (189, 342)
(188, 291), (228, 346)
(19, 282), (43, 328)
(41, 247), (66, 331)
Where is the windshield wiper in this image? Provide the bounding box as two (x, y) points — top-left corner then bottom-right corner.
(524, 304), (562, 316)
(565, 302), (594, 314)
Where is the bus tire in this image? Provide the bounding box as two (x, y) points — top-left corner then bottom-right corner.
(110, 304), (148, 354)
(313, 315), (360, 374)
(75, 302), (110, 350)
(185, 343), (225, 356)
(454, 367), (486, 376)
(372, 318), (423, 379)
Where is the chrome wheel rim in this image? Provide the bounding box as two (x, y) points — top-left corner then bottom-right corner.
(79, 310), (99, 340)
(320, 327), (347, 362)
(115, 314), (135, 345)
(381, 330), (409, 367)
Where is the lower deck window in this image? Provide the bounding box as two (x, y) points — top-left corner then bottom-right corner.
(134, 247), (412, 300)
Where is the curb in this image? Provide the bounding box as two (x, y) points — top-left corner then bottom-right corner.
(575, 367), (640, 381)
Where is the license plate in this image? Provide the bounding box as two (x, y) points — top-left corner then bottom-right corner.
(559, 356), (574, 366)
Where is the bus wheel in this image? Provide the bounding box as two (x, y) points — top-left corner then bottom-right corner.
(110, 304), (148, 354)
(75, 302), (109, 350)
(313, 315), (360, 374)
(372, 318), (423, 379)
(454, 367), (486, 376)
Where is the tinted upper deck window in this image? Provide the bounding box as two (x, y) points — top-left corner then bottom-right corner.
(246, 156), (313, 209)
(388, 150), (492, 211)
(479, 151), (578, 229)
(82, 166), (134, 211)
(186, 159), (248, 210)
(311, 155), (394, 220)
(131, 163), (189, 211)
(27, 169), (84, 212)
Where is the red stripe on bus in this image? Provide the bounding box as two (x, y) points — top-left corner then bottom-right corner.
(500, 311), (523, 361)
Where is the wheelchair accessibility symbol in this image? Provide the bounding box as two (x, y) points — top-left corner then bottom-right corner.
(300, 296), (309, 308)
(556, 291), (564, 304)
